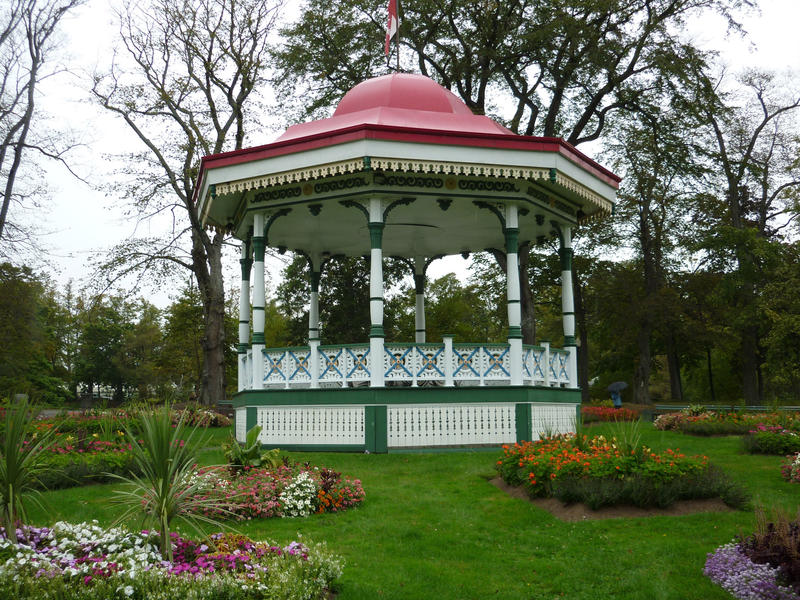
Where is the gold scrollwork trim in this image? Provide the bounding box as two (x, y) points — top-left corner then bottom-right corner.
(214, 156), (612, 217)
(215, 158), (365, 195)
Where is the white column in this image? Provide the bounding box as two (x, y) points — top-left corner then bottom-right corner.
(251, 213), (266, 389)
(560, 225), (578, 388)
(368, 198), (385, 388)
(237, 242), (252, 391)
(414, 256), (426, 343)
(309, 253), (321, 389)
(505, 204), (523, 386)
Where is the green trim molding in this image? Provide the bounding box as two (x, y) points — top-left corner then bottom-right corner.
(368, 222), (385, 248)
(365, 405), (388, 453)
(515, 403), (532, 443)
(559, 246), (573, 271)
(232, 385), (580, 408)
(504, 227), (520, 254)
(246, 406), (257, 434)
(251, 236), (266, 262)
(507, 326), (523, 339)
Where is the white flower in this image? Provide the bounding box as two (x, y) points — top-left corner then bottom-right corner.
(124, 585), (134, 596)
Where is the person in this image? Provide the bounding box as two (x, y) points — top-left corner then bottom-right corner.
(610, 390), (622, 408)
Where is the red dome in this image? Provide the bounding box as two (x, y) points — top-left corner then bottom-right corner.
(277, 73), (513, 142)
(334, 73), (476, 117)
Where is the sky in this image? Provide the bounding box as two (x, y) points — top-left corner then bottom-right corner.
(22, 0), (800, 307)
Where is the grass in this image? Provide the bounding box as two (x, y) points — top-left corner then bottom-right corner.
(24, 423), (800, 600)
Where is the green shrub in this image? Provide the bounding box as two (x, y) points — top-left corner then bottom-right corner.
(743, 430), (800, 455)
(224, 426), (283, 473)
(36, 451), (140, 490)
(551, 466), (749, 510)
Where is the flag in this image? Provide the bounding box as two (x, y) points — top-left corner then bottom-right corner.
(385, 0), (398, 56)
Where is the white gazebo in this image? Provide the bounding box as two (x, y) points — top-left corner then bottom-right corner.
(194, 73), (619, 452)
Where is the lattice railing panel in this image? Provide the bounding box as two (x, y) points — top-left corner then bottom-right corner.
(522, 346), (547, 385)
(452, 344), (511, 385)
(256, 406), (365, 445)
(530, 403), (576, 440)
(387, 403), (516, 447)
(549, 350), (570, 385)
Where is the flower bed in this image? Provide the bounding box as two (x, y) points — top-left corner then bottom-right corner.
(192, 464), (365, 520)
(654, 411), (800, 436)
(581, 406), (639, 423)
(704, 543), (798, 600)
(705, 511), (800, 599)
(743, 427), (800, 455)
(0, 521), (342, 600)
(496, 433), (748, 509)
(781, 453), (800, 483)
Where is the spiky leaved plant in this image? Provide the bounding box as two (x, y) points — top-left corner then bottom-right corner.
(0, 398), (56, 543)
(110, 405), (229, 561)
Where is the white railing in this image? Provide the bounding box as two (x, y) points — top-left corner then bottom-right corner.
(319, 344), (371, 387)
(245, 340), (573, 390)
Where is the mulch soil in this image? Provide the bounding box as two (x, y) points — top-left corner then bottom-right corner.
(489, 476), (734, 522)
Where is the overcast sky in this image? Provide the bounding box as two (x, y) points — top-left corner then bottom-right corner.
(26, 0), (800, 307)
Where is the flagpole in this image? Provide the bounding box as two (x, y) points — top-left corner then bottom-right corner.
(396, 0), (401, 72)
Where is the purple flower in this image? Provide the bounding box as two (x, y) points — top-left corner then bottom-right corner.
(704, 543), (799, 600)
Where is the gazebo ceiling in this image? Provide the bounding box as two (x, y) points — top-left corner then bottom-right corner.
(194, 74), (620, 257)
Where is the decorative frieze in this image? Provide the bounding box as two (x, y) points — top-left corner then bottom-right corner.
(216, 156), (612, 217)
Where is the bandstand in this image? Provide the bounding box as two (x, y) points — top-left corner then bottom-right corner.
(194, 74), (619, 452)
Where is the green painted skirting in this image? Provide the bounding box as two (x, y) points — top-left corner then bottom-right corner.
(232, 385), (580, 408)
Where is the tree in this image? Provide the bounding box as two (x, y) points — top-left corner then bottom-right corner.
(0, 263), (71, 403)
(91, 0), (284, 405)
(74, 296), (135, 403)
(276, 0), (739, 344)
(0, 0), (83, 250)
(161, 281), (239, 398)
(693, 70), (800, 404)
(277, 254), (408, 345)
(604, 105), (706, 403)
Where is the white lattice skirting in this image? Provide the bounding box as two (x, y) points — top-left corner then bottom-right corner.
(387, 403), (517, 448)
(235, 408), (247, 444)
(256, 406), (365, 446)
(530, 403), (577, 440)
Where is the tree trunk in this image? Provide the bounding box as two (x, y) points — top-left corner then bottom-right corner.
(666, 332), (683, 402)
(740, 324), (761, 405)
(706, 347), (716, 403)
(633, 323), (651, 404)
(193, 229), (227, 406)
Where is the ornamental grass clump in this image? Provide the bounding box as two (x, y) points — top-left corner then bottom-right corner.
(109, 406), (229, 561)
(0, 398), (57, 543)
(496, 431), (749, 510)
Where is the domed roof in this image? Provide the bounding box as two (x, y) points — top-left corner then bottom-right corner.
(334, 73), (476, 117)
(277, 73), (513, 142)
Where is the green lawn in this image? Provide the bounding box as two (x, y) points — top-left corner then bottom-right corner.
(27, 424), (799, 600)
